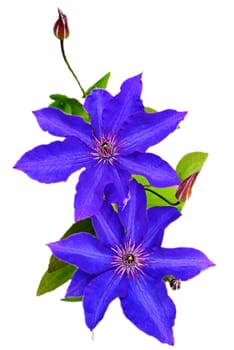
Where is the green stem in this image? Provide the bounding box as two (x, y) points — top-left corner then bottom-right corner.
(60, 40), (86, 97)
(163, 275), (176, 283)
(144, 187), (180, 206)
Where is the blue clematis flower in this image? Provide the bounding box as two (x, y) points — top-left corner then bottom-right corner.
(14, 74), (186, 220)
(48, 180), (214, 345)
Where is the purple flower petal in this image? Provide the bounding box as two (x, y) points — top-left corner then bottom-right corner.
(121, 274), (176, 345)
(83, 270), (128, 330)
(14, 137), (93, 183)
(119, 152), (180, 187)
(145, 247), (215, 281)
(143, 207), (181, 249)
(120, 110), (187, 154)
(65, 269), (93, 298)
(92, 202), (124, 248)
(119, 180), (148, 245)
(102, 74), (144, 134)
(84, 89), (112, 138)
(74, 164), (113, 221)
(104, 166), (131, 206)
(33, 107), (92, 146)
(48, 233), (113, 274)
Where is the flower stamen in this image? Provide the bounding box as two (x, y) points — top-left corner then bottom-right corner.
(111, 241), (149, 278)
(91, 134), (120, 165)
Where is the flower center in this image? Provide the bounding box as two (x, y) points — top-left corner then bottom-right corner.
(91, 134), (120, 165)
(125, 253), (135, 264)
(100, 141), (112, 156)
(111, 241), (149, 278)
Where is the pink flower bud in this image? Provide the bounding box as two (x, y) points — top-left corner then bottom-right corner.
(53, 8), (69, 40)
(176, 172), (199, 202)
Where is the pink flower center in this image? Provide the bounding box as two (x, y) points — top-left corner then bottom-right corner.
(91, 134), (120, 165)
(111, 241), (149, 278)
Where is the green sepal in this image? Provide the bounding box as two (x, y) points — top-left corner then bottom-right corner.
(49, 94), (90, 122)
(144, 106), (157, 113)
(37, 219), (95, 296)
(84, 72), (111, 97)
(36, 264), (76, 297)
(61, 297), (82, 302)
(176, 152), (208, 180)
(163, 275), (176, 283)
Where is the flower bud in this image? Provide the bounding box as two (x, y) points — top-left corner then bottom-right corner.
(169, 278), (181, 291)
(53, 8), (69, 40)
(176, 172), (199, 202)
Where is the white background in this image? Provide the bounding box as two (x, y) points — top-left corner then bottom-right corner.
(1, 0), (233, 349)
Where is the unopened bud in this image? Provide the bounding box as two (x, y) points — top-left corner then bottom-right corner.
(169, 278), (181, 291)
(53, 8), (69, 40)
(176, 172), (199, 202)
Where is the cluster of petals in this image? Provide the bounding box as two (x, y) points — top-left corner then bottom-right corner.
(14, 74), (187, 220)
(48, 180), (214, 345)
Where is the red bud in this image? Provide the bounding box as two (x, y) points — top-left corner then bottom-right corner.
(176, 172), (199, 202)
(53, 8), (69, 40)
(169, 278), (181, 291)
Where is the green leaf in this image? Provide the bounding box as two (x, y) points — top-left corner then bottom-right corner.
(50, 94), (66, 100)
(144, 106), (157, 113)
(84, 72), (111, 96)
(37, 219), (95, 296)
(49, 100), (73, 114)
(133, 175), (184, 212)
(49, 94), (90, 122)
(176, 152), (208, 180)
(61, 297), (82, 302)
(36, 264), (76, 296)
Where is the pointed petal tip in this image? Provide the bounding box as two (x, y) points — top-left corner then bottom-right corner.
(169, 339), (175, 346)
(181, 110), (188, 119)
(13, 159), (30, 173)
(174, 110), (187, 122)
(13, 162), (18, 170)
(166, 334), (175, 346)
(130, 72), (143, 79)
(32, 109), (39, 116)
(47, 241), (63, 254)
(46, 242), (55, 250)
(166, 109), (187, 123)
(190, 253), (216, 279)
(121, 72), (143, 87)
(13, 155), (26, 170)
(180, 110), (188, 118)
(32, 107), (59, 118)
(201, 254), (216, 271)
(32, 107), (47, 116)
(33, 107), (69, 119)
(136, 72), (143, 79)
(135, 72), (143, 82)
(208, 259), (216, 268)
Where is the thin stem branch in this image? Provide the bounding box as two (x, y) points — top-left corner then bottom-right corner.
(60, 40), (86, 97)
(144, 187), (180, 206)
